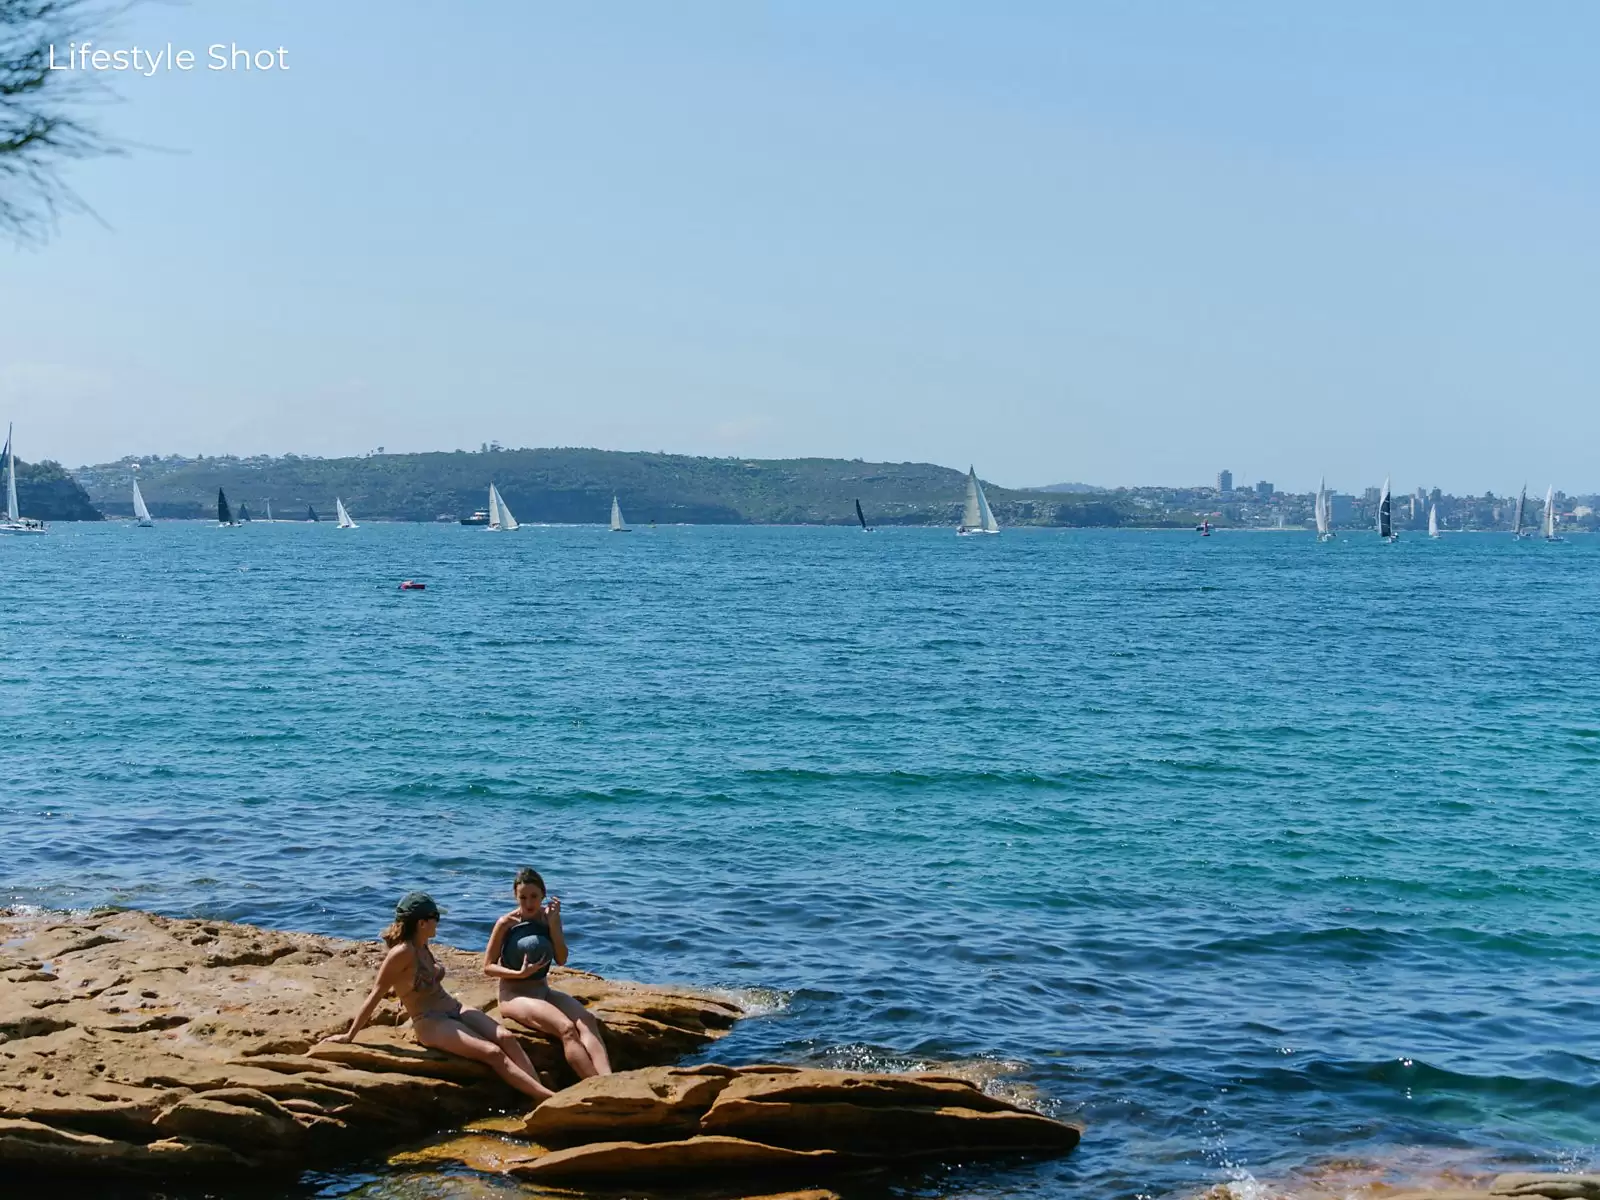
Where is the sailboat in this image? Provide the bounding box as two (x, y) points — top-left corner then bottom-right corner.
(308, 505), (319, 522)
(610, 495), (630, 532)
(1377, 477), (1396, 543)
(956, 466), (1000, 536)
(1315, 478), (1335, 541)
(486, 484), (519, 531)
(855, 498), (873, 532)
(264, 499), (273, 523)
(217, 488), (237, 527)
(238, 502), (252, 523)
(132, 479), (153, 527)
(1512, 485), (1528, 539)
(1428, 503), (1439, 538)
(335, 497), (357, 529)
(1543, 486), (1562, 542)
(0, 424), (46, 534)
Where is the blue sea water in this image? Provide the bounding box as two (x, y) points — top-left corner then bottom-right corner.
(4, 522), (1600, 1199)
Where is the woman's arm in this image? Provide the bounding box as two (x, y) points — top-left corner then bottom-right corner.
(327, 946), (407, 1042)
(546, 897), (568, 966)
(483, 912), (550, 980)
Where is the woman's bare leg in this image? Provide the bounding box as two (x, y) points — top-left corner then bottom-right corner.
(456, 1008), (546, 1084)
(549, 990), (612, 1076)
(500, 993), (601, 1078)
(413, 1014), (553, 1101)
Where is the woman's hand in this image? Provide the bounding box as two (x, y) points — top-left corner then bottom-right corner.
(326, 1032), (355, 1044)
(543, 896), (562, 923)
(515, 951), (550, 979)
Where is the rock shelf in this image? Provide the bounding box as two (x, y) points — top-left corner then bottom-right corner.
(0, 908), (740, 1178)
(0, 909), (1080, 1189)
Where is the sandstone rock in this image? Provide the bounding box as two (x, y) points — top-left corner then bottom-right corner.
(388, 1131), (545, 1173)
(0, 908), (742, 1178)
(509, 1134), (842, 1182)
(1492, 1177), (1600, 1200)
(510, 1063), (1080, 1179)
(521, 1064), (736, 1145)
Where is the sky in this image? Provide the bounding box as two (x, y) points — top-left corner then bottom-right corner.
(2, 1), (1597, 493)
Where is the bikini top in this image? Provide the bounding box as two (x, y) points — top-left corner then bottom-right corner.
(411, 946), (447, 995)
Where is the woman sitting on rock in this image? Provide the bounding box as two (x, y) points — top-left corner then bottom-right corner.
(329, 891), (553, 1103)
(483, 867), (613, 1079)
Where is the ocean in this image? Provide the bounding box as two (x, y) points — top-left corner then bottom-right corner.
(4, 522), (1598, 1199)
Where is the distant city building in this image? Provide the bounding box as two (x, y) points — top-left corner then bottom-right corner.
(1255, 481), (1273, 500)
(1331, 494), (1355, 524)
(1363, 486), (1381, 504)
(1217, 469), (1233, 493)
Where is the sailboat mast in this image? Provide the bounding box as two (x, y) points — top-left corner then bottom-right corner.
(4, 424), (18, 523)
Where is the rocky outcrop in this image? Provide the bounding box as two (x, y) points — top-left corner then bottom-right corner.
(1203, 1171), (1600, 1200)
(0, 909), (1081, 1189)
(0, 908), (740, 1178)
(408, 1064), (1079, 1185)
(1385, 1177), (1600, 1200)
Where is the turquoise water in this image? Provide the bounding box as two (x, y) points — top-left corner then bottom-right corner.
(5, 523), (1599, 1199)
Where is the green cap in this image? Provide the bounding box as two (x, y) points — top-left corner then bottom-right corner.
(395, 892), (442, 921)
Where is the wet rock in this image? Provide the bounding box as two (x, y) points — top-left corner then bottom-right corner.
(1492, 1178), (1600, 1200)
(509, 1134), (843, 1183)
(0, 908), (743, 1178)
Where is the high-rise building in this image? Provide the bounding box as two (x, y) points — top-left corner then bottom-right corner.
(1256, 481), (1273, 500)
(1217, 470), (1233, 493)
(1330, 495), (1355, 523)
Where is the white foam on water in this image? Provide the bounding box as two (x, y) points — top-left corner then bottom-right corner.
(709, 985), (791, 1018)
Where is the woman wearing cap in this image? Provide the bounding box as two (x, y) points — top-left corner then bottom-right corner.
(329, 892), (553, 1103)
(483, 867), (612, 1079)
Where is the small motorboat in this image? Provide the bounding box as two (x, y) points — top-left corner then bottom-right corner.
(399, 580), (426, 590)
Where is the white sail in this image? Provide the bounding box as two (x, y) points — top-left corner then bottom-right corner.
(1544, 486), (1557, 539)
(132, 479), (152, 525)
(4, 424), (17, 523)
(266, 499), (273, 523)
(335, 497), (357, 529)
(959, 466), (998, 534)
(1315, 479), (1329, 536)
(1428, 503), (1438, 538)
(496, 487), (519, 531)
(978, 477), (999, 533)
(610, 495), (628, 531)
(487, 485), (502, 530)
(959, 469), (983, 531)
(1512, 485), (1526, 536)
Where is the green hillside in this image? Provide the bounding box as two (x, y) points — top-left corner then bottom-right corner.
(75, 449), (1134, 527)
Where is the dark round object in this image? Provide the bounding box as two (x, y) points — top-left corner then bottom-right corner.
(500, 920), (553, 978)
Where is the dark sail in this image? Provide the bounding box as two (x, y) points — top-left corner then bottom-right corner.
(308, 505), (319, 522)
(238, 503), (251, 522)
(217, 488), (233, 525)
(1378, 494), (1391, 539)
(855, 499), (869, 530)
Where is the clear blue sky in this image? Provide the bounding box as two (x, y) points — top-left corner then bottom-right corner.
(3, 1), (1597, 493)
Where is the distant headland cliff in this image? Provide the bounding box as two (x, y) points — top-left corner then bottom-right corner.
(11, 458), (102, 522)
(72, 448), (1135, 527)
